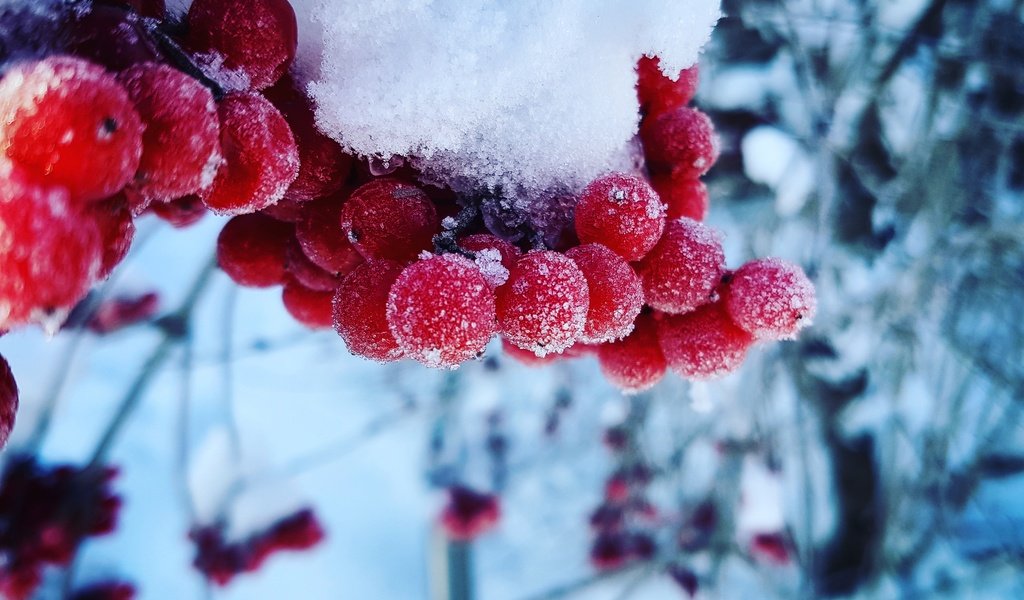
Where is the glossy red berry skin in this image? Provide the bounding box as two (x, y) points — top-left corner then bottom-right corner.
(636, 56), (699, 118)
(0, 56), (143, 203)
(149, 195), (207, 228)
(282, 277), (334, 330)
(285, 238), (340, 292)
(88, 194), (136, 280)
(656, 302), (754, 380)
(575, 173), (666, 262)
(496, 251), (589, 357)
(118, 63), (221, 203)
(0, 354), (18, 450)
(201, 92), (299, 215)
(723, 258), (817, 340)
(295, 195), (364, 275)
(341, 179), (440, 263)
(186, 0), (297, 91)
(597, 313), (667, 393)
(333, 260), (405, 362)
(637, 218), (725, 315)
(565, 244), (643, 344)
(641, 106), (719, 179)
(387, 254), (497, 369)
(650, 173), (708, 221)
(216, 214), (292, 288)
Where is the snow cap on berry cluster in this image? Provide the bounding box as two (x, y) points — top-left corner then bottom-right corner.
(303, 0), (720, 196)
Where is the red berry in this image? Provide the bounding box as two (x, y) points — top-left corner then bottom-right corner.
(0, 165), (102, 330)
(295, 195), (364, 275)
(565, 244), (643, 344)
(650, 173), (708, 221)
(575, 173), (666, 262)
(496, 251), (589, 356)
(216, 213), (292, 288)
(70, 581), (137, 600)
(149, 195), (207, 228)
(459, 233), (521, 286)
(636, 56), (699, 118)
(118, 63), (221, 203)
(86, 292), (160, 335)
(88, 195), (136, 280)
(637, 218), (725, 315)
(641, 106), (719, 179)
(597, 313), (667, 393)
(186, 0), (297, 91)
(332, 260), (405, 362)
(263, 76), (352, 202)
(590, 533), (629, 571)
(656, 302), (754, 380)
(387, 254), (497, 369)
(0, 56), (143, 203)
(341, 179), (440, 263)
(201, 92), (299, 215)
(66, 4), (162, 71)
(0, 353), (18, 450)
(259, 196), (306, 223)
(751, 533), (790, 565)
(440, 487), (500, 541)
(282, 277), (334, 330)
(724, 258), (816, 340)
(285, 238), (340, 292)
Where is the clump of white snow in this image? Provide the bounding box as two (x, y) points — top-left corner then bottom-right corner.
(299, 0), (720, 196)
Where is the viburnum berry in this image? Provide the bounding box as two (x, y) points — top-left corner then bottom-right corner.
(295, 195), (364, 275)
(636, 56), (699, 118)
(186, 0), (297, 91)
(263, 76), (352, 202)
(65, 4), (162, 71)
(333, 260), (405, 362)
(637, 218), (725, 315)
(650, 172), (708, 221)
(0, 165), (102, 330)
(440, 486), (500, 541)
(201, 92), (299, 215)
(574, 173), (666, 262)
(459, 233), (521, 287)
(117, 63), (221, 203)
(282, 277), (334, 330)
(216, 213), (292, 288)
(656, 302), (754, 380)
(750, 533), (791, 565)
(259, 196), (306, 223)
(496, 251), (589, 357)
(88, 195), (136, 281)
(285, 239), (340, 292)
(387, 254), (496, 369)
(501, 338), (592, 367)
(341, 179), (440, 263)
(597, 313), (667, 393)
(723, 258), (816, 340)
(565, 244), (643, 344)
(86, 292), (160, 335)
(0, 354), (17, 450)
(0, 56), (143, 203)
(641, 106), (719, 179)
(149, 195), (207, 228)
(590, 533), (629, 570)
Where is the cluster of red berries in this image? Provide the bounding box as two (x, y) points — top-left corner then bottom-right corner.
(190, 508), (325, 586)
(438, 486), (501, 541)
(0, 456), (122, 600)
(0, 354), (17, 450)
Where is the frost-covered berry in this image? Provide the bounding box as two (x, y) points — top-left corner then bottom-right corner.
(216, 213), (291, 288)
(387, 254), (497, 369)
(201, 92), (299, 215)
(657, 302), (754, 380)
(282, 277), (333, 330)
(118, 63), (221, 203)
(650, 173), (708, 221)
(88, 195), (136, 281)
(565, 244), (643, 344)
(574, 173), (666, 262)
(0, 165), (102, 330)
(333, 260), (405, 362)
(636, 56), (699, 118)
(0, 353), (18, 450)
(496, 251), (589, 356)
(641, 106), (719, 179)
(459, 233), (521, 286)
(186, 0), (297, 91)
(295, 195), (364, 275)
(637, 218), (725, 315)
(440, 486), (500, 541)
(0, 56), (143, 203)
(341, 179), (440, 263)
(285, 239), (340, 292)
(149, 195), (206, 228)
(724, 258), (816, 340)
(597, 313), (666, 393)
(264, 76), (351, 202)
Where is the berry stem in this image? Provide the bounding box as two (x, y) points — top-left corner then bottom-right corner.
(86, 255), (218, 469)
(433, 204), (481, 257)
(144, 21), (227, 101)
